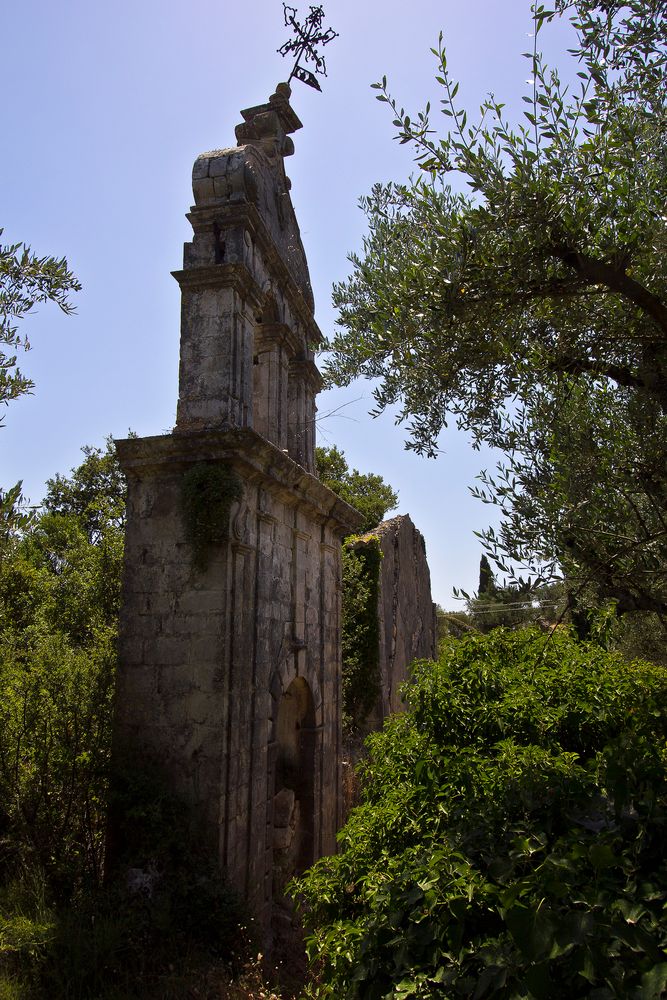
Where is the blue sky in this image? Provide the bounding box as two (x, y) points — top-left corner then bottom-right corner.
(2, 0), (574, 605)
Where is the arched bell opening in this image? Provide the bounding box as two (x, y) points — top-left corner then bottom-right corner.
(272, 675), (316, 893)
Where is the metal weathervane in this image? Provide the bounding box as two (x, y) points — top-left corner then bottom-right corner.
(277, 4), (338, 92)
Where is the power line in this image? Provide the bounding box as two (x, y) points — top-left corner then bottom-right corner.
(467, 600), (563, 615)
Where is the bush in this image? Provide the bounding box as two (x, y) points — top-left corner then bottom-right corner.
(0, 633), (115, 899)
(293, 628), (667, 999)
(0, 875), (252, 1000)
(0, 768), (251, 999)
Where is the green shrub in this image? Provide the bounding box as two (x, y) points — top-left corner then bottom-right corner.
(0, 634), (115, 899)
(0, 768), (250, 999)
(0, 873), (249, 1000)
(293, 628), (667, 999)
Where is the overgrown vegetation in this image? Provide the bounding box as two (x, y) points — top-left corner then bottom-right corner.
(341, 535), (383, 733)
(294, 628), (667, 998)
(181, 461), (244, 571)
(316, 446), (398, 736)
(0, 441), (123, 903)
(5, 5), (667, 994)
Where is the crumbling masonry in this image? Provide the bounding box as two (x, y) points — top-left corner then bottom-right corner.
(114, 84), (362, 926)
(365, 515), (437, 732)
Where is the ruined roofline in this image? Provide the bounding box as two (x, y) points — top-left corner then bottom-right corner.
(371, 514), (413, 536)
(351, 514), (414, 544)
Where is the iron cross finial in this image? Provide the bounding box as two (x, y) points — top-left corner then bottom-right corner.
(277, 4), (339, 92)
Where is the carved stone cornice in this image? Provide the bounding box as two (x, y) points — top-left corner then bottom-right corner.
(115, 428), (363, 536)
(171, 261), (262, 306)
(254, 322), (301, 359)
(183, 200), (322, 346)
(289, 357), (323, 392)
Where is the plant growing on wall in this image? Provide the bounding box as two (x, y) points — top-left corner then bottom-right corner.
(181, 462), (243, 571)
(316, 445), (397, 733)
(341, 534), (382, 733)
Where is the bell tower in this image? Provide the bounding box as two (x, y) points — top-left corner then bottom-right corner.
(173, 83), (320, 472)
(113, 83), (361, 928)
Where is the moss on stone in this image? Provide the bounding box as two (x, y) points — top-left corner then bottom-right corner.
(181, 462), (243, 571)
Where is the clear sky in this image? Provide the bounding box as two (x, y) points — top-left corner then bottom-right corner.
(2, 0), (574, 606)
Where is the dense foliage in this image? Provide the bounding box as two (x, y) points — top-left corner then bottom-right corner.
(0, 441), (123, 898)
(316, 445), (398, 734)
(325, 1), (667, 617)
(294, 628), (667, 998)
(0, 442), (121, 995)
(316, 445), (397, 733)
(341, 535), (383, 732)
(316, 446), (398, 534)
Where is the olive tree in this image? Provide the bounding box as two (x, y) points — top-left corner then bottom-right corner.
(1, 233), (80, 417)
(326, 1), (667, 617)
(0, 232), (80, 536)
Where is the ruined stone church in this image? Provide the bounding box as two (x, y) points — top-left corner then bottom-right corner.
(114, 83), (434, 927)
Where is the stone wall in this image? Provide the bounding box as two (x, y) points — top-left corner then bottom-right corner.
(363, 514), (437, 731)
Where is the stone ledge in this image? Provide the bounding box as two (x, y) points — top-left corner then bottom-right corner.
(115, 427), (363, 536)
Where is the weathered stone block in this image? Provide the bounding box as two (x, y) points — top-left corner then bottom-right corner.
(192, 155), (210, 181)
(357, 515), (436, 732)
(193, 177), (216, 203)
(212, 176), (230, 199)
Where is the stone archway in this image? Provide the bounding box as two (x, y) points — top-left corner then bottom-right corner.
(272, 675), (316, 897)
